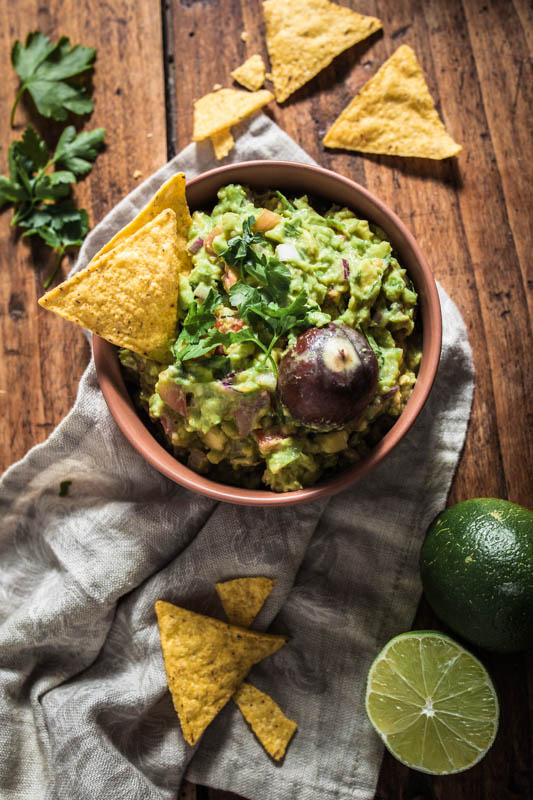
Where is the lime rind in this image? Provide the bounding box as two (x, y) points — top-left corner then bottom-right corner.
(420, 499), (533, 653)
(365, 631), (499, 775)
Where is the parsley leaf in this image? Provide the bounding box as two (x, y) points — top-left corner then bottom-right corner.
(171, 289), (226, 361)
(53, 125), (106, 176)
(222, 216), (291, 304)
(59, 479), (72, 497)
(20, 202), (89, 287)
(15, 124), (49, 170)
(172, 221), (319, 376)
(275, 190), (295, 212)
(0, 123), (104, 286)
(10, 32), (96, 126)
(171, 288), (273, 372)
(222, 217), (264, 272)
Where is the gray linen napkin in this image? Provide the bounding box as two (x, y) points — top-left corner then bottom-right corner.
(0, 114), (474, 800)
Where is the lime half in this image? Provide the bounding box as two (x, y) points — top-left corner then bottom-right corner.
(365, 631), (499, 774)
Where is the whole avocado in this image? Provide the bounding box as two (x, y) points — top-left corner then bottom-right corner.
(419, 498), (533, 653)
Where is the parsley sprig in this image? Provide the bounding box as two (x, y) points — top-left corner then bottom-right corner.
(2, 30), (104, 287)
(172, 218), (317, 375)
(0, 124), (105, 287)
(10, 32), (96, 126)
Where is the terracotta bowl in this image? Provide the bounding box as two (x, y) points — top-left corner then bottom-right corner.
(94, 161), (442, 506)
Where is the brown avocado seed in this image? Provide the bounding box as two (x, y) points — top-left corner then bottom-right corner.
(277, 323), (379, 429)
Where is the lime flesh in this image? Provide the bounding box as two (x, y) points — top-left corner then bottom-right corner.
(365, 631), (499, 774)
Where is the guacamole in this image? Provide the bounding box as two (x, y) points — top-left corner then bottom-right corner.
(119, 184), (420, 492)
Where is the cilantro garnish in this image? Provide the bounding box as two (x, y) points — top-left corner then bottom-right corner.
(59, 479), (72, 497)
(0, 124), (104, 286)
(275, 190), (295, 212)
(172, 219), (317, 374)
(10, 32), (96, 126)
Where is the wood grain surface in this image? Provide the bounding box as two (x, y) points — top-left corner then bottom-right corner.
(0, 1), (531, 798)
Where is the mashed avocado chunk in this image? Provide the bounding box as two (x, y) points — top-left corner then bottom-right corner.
(119, 184), (420, 492)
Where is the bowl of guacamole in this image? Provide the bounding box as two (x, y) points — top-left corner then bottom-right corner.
(94, 162), (441, 505)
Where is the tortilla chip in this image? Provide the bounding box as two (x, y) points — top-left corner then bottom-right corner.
(323, 45), (462, 159)
(233, 682), (297, 760)
(155, 600), (287, 746)
(263, 0), (382, 103)
(98, 173), (192, 273)
(216, 577), (277, 628)
(211, 129), (235, 160)
(231, 54), (266, 91)
(193, 88), (273, 141)
(39, 209), (180, 358)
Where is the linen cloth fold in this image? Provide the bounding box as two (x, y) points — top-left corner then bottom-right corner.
(0, 114), (474, 800)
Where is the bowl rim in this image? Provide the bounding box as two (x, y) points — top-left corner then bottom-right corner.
(93, 160), (442, 506)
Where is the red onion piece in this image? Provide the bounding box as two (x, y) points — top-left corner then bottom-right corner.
(233, 391), (270, 436)
(382, 384), (399, 399)
(158, 382), (188, 417)
(188, 237), (204, 254)
(342, 258), (350, 279)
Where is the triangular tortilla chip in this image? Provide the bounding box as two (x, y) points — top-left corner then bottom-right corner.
(231, 54), (266, 91)
(155, 600), (286, 746)
(97, 173), (191, 268)
(39, 209), (180, 358)
(193, 88), (273, 140)
(211, 128), (235, 160)
(216, 577), (277, 628)
(263, 0), (382, 103)
(215, 577), (297, 759)
(233, 682), (297, 760)
(323, 45), (462, 159)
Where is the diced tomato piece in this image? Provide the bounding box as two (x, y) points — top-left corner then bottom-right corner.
(205, 225), (222, 255)
(215, 313), (245, 333)
(253, 210), (282, 232)
(222, 265), (239, 291)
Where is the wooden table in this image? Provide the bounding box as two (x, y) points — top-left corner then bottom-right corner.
(1, 1), (531, 797)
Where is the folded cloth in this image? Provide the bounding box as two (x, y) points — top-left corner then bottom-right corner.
(0, 114), (474, 800)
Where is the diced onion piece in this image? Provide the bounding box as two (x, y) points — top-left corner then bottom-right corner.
(188, 236), (204, 254)
(276, 243), (299, 262)
(253, 209), (282, 232)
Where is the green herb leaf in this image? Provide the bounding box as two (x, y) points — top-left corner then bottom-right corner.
(17, 124), (49, 170)
(20, 201), (89, 245)
(1, 118), (102, 286)
(34, 171), (76, 200)
(275, 190), (295, 212)
(171, 289), (224, 361)
(222, 217), (263, 270)
(0, 175), (27, 208)
(53, 125), (105, 175)
(174, 222), (319, 376)
(59, 479), (72, 497)
(10, 32), (95, 125)
(19, 202), (89, 287)
(222, 217), (292, 305)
